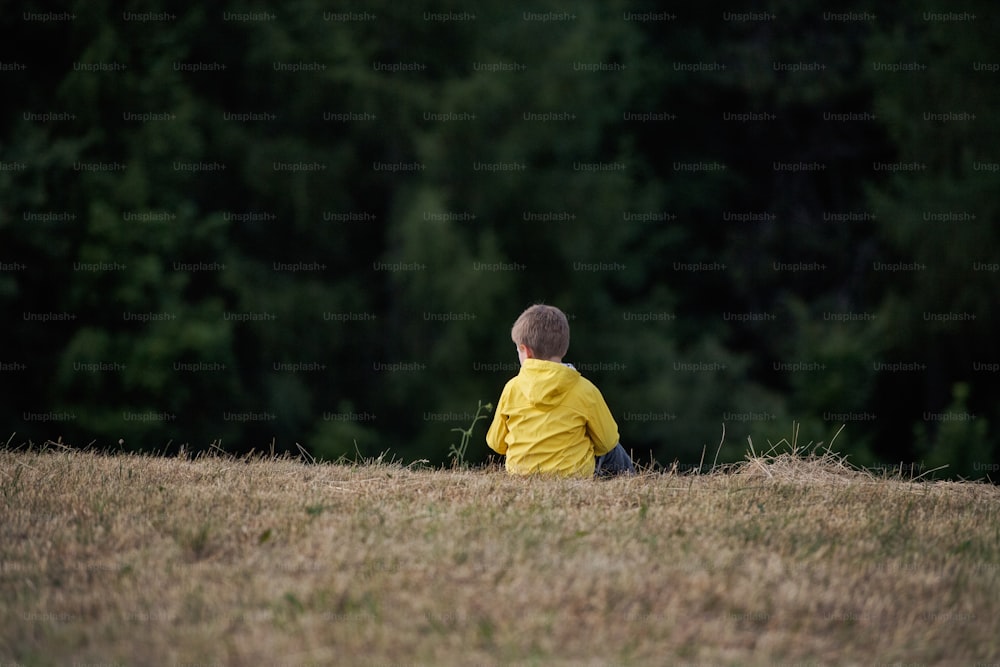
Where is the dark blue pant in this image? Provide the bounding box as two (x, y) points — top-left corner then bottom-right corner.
(595, 443), (636, 477)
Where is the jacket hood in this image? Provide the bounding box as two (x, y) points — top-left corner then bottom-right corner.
(517, 359), (580, 407)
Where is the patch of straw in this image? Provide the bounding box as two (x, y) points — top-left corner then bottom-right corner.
(732, 422), (874, 484)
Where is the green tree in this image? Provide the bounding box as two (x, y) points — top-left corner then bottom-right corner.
(863, 1), (999, 473)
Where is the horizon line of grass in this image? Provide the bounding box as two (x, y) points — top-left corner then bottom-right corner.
(3, 422), (991, 484)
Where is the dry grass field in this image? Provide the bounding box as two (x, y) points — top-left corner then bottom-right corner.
(1, 440), (999, 666)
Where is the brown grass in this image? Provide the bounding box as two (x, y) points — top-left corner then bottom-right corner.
(1, 441), (998, 666)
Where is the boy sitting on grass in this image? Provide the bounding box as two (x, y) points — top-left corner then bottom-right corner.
(486, 304), (636, 478)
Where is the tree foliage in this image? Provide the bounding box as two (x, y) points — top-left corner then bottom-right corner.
(1, 1), (996, 476)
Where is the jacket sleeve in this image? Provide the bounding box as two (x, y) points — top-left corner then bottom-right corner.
(585, 385), (620, 456)
(485, 383), (511, 455)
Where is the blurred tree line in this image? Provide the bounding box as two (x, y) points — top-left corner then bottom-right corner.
(1, 0), (997, 477)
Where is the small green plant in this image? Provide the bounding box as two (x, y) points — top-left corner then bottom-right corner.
(1, 463), (23, 500)
(448, 400), (493, 468)
(175, 522), (214, 561)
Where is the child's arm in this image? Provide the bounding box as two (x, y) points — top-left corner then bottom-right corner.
(485, 385), (510, 455)
(586, 389), (620, 457)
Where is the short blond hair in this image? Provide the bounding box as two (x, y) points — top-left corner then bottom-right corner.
(511, 304), (570, 360)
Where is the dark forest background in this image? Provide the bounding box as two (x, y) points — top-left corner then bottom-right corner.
(2, 1), (998, 477)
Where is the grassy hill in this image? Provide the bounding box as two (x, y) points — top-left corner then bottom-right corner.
(1, 443), (998, 665)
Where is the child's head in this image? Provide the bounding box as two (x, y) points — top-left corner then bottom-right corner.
(511, 304), (570, 363)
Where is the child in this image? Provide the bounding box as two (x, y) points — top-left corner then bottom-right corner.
(485, 304), (636, 478)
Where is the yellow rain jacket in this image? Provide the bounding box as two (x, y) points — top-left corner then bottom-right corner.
(486, 359), (619, 478)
